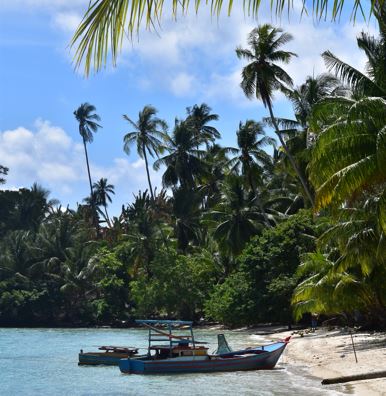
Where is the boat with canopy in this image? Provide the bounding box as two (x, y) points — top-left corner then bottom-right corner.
(118, 319), (290, 374)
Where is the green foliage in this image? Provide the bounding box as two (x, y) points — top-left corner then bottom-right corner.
(90, 248), (131, 323)
(130, 249), (219, 320)
(205, 210), (317, 326)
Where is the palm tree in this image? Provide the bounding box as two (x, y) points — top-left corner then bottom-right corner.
(93, 178), (115, 227)
(309, 96), (386, 211)
(186, 103), (220, 148)
(226, 120), (275, 225)
(236, 25), (314, 206)
(123, 105), (168, 200)
(322, 3), (386, 98)
(289, 74), (342, 129)
(71, 1), (374, 76)
(206, 175), (265, 256)
(307, 9), (386, 212)
(172, 187), (202, 252)
(292, 197), (386, 326)
(154, 120), (208, 190)
(74, 103), (102, 197)
(199, 144), (229, 210)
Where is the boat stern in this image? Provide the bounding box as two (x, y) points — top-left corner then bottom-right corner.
(119, 358), (131, 373)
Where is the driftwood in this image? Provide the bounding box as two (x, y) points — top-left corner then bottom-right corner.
(322, 370), (386, 385)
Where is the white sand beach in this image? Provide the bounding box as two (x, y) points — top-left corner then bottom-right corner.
(275, 328), (386, 395)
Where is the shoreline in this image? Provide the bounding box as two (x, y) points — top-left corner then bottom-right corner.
(270, 327), (386, 396)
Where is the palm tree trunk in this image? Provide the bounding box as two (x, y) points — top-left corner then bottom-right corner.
(82, 137), (100, 236)
(82, 137), (93, 197)
(104, 205), (111, 228)
(143, 145), (169, 250)
(248, 172), (271, 226)
(267, 103), (314, 207)
(142, 146), (154, 200)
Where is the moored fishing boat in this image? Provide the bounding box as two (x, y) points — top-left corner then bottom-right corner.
(79, 345), (139, 366)
(119, 320), (290, 374)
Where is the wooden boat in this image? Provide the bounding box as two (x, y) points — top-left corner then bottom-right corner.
(118, 320), (290, 374)
(79, 345), (139, 366)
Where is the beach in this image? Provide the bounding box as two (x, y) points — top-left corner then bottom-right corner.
(274, 328), (386, 395)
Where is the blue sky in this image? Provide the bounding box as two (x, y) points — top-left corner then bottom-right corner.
(0, 1), (379, 215)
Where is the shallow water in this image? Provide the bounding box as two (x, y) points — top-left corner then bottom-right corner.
(0, 328), (347, 395)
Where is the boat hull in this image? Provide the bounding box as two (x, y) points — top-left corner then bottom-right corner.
(119, 341), (287, 374)
(79, 352), (133, 366)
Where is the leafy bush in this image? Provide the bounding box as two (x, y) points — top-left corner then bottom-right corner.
(205, 210), (318, 326)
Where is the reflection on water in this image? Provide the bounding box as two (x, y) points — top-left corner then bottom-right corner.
(0, 328), (347, 395)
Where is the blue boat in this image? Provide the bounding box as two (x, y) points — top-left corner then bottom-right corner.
(119, 320), (290, 374)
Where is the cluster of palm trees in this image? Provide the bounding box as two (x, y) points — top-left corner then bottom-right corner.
(1, 2), (385, 326)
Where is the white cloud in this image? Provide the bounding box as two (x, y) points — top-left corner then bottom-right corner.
(116, 6), (378, 105)
(170, 73), (196, 97)
(0, 120), (161, 212)
(53, 12), (82, 32)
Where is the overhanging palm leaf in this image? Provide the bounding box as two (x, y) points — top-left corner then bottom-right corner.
(71, 1), (378, 76)
(309, 97), (386, 210)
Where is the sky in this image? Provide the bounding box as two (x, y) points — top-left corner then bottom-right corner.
(0, 1), (379, 216)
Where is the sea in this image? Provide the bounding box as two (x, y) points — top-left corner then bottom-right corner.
(0, 328), (348, 395)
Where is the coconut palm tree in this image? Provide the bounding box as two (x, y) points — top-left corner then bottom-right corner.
(71, 1), (374, 76)
(236, 25), (314, 207)
(74, 103), (102, 197)
(123, 105), (167, 200)
(322, 3), (386, 98)
(185, 103), (220, 148)
(154, 120), (208, 190)
(289, 74), (342, 129)
(93, 178), (115, 227)
(171, 187), (202, 252)
(309, 96), (386, 211)
(199, 144), (229, 210)
(292, 197), (386, 326)
(226, 120), (275, 225)
(206, 175), (265, 256)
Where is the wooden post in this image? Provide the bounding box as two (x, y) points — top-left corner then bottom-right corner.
(350, 330), (358, 363)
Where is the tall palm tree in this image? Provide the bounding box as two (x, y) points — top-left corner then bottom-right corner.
(71, 1), (374, 76)
(236, 25), (314, 206)
(226, 120), (275, 225)
(123, 105), (168, 200)
(74, 103), (102, 197)
(154, 120), (207, 190)
(93, 178), (115, 227)
(186, 103), (220, 148)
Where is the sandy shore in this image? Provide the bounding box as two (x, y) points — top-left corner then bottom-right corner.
(271, 327), (386, 395)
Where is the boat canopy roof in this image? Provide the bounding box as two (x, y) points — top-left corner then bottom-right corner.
(135, 319), (193, 326)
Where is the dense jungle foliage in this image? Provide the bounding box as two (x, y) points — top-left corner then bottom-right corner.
(1, 5), (385, 328)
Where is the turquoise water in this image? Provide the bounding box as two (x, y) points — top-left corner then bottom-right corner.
(0, 328), (346, 395)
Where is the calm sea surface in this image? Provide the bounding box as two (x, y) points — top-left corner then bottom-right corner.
(0, 328), (347, 395)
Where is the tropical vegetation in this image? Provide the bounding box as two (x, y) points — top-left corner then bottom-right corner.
(1, 4), (385, 329)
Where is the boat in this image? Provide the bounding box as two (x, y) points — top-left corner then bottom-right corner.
(79, 345), (139, 366)
(118, 319), (290, 374)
